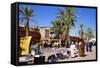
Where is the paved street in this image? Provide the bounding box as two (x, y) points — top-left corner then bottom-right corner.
(40, 46), (96, 62)
(19, 46), (96, 62)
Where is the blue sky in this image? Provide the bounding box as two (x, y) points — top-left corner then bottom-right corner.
(19, 4), (96, 37)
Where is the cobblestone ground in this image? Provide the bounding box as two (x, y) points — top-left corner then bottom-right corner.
(40, 46), (96, 62)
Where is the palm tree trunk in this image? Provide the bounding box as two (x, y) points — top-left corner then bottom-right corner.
(59, 34), (62, 47)
(66, 28), (69, 41)
(25, 20), (29, 37)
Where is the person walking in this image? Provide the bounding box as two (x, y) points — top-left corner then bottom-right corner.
(86, 41), (89, 52)
(89, 42), (93, 52)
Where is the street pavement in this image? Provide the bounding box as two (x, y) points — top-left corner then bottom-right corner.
(40, 46), (96, 62)
(19, 46), (96, 62)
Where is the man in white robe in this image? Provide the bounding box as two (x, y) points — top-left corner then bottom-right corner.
(70, 42), (76, 58)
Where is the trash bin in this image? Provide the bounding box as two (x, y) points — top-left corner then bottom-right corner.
(34, 55), (45, 64)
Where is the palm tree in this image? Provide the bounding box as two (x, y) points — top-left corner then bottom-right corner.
(51, 20), (63, 38)
(79, 23), (84, 38)
(85, 28), (94, 40)
(51, 20), (64, 47)
(56, 7), (78, 42)
(19, 6), (34, 36)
